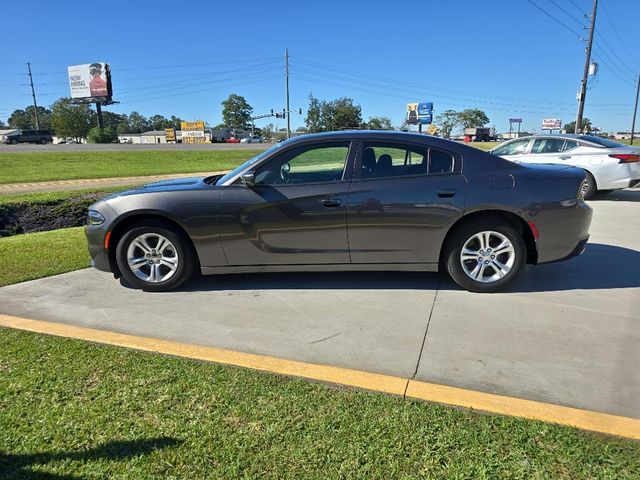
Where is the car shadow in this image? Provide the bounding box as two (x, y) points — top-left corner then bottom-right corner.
(174, 243), (639, 293)
(590, 189), (640, 202)
(0, 436), (181, 479)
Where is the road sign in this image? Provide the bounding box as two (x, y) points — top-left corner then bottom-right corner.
(418, 102), (433, 124)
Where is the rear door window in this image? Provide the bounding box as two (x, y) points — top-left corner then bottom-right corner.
(359, 142), (457, 179)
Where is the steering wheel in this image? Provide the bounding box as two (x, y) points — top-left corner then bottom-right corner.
(279, 162), (291, 183)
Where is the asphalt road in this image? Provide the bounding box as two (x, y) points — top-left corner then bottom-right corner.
(0, 143), (271, 153)
(0, 190), (638, 418)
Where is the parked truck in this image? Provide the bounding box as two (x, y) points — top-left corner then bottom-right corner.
(464, 127), (495, 142)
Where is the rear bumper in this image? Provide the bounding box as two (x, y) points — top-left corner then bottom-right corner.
(527, 200), (593, 264)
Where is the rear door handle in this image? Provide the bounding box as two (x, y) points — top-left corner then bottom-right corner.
(436, 189), (457, 198)
(321, 199), (342, 208)
(559, 155), (571, 160)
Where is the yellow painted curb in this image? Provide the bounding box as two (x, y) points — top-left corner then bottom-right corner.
(0, 314), (406, 396)
(406, 380), (640, 440)
(1, 313), (639, 440)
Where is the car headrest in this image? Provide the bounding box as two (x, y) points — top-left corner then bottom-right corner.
(362, 148), (377, 171)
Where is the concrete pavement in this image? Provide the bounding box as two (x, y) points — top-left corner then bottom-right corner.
(0, 190), (638, 418)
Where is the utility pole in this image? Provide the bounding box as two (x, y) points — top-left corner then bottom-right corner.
(630, 73), (640, 145)
(27, 62), (40, 130)
(575, 0), (598, 134)
(285, 48), (291, 139)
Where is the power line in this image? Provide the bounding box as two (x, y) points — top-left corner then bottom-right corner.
(600, 0), (640, 67)
(526, 0), (583, 38)
(548, 0), (585, 26)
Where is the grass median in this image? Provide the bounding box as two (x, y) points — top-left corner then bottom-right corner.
(0, 150), (259, 184)
(0, 227), (89, 287)
(1, 328), (638, 479)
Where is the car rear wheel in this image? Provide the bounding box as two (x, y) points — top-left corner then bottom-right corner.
(115, 221), (195, 292)
(582, 171), (597, 199)
(445, 220), (525, 293)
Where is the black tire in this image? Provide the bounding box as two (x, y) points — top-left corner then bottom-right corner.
(39, 138), (47, 145)
(10, 139), (17, 145)
(583, 171), (597, 199)
(445, 219), (526, 293)
(115, 221), (196, 292)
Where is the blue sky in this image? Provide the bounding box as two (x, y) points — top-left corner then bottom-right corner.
(0, 0), (638, 134)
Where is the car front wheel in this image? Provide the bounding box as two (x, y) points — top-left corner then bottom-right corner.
(115, 222), (195, 292)
(445, 220), (525, 293)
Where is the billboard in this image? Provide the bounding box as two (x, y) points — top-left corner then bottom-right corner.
(509, 118), (523, 124)
(180, 121), (206, 144)
(67, 63), (112, 101)
(542, 118), (562, 129)
(406, 103), (419, 124)
(165, 128), (176, 142)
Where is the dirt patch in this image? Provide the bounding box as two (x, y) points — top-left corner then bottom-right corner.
(0, 193), (106, 237)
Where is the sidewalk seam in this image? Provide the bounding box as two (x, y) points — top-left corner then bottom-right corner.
(406, 274), (442, 396)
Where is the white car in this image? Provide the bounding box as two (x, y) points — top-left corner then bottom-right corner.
(240, 136), (263, 144)
(490, 134), (640, 198)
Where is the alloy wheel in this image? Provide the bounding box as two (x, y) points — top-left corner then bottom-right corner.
(126, 233), (179, 283)
(459, 231), (516, 283)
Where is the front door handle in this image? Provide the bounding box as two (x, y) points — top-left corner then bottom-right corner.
(436, 189), (457, 198)
(559, 155), (572, 160)
(321, 199), (342, 208)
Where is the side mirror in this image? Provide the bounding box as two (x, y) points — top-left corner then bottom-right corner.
(241, 172), (255, 187)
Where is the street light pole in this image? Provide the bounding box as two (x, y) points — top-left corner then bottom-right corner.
(575, 0), (598, 134)
(285, 48), (291, 139)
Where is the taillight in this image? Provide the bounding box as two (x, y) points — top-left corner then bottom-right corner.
(609, 153), (640, 163)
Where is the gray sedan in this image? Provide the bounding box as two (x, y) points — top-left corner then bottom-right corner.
(86, 131), (592, 292)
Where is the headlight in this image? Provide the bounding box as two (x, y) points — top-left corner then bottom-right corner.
(87, 210), (105, 226)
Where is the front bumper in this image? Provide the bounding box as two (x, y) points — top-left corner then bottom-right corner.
(85, 201), (119, 273)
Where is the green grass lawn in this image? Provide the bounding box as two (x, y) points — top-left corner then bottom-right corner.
(0, 185), (130, 206)
(0, 150), (261, 184)
(0, 227), (89, 287)
(1, 329), (638, 479)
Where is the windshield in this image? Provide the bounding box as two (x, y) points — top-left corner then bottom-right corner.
(215, 142), (285, 186)
(577, 135), (624, 148)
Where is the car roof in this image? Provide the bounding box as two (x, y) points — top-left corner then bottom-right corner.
(282, 130), (474, 153)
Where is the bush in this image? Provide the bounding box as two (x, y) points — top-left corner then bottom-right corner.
(87, 126), (118, 144)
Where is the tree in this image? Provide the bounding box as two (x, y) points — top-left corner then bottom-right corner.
(149, 114), (173, 131)
(221, 94), (253, 128)
(128, 111), (150, 133)
(261, 123), (275, 141)
(435, 110), (460, 139)
(367, 116), (393, 130)
(87, 126), (118, 143)
(51, 97), (93, 141)
(8, 106), (53, 131)
(116, 114), (131, 134)
(564, 118), (592, 134)
(304, 95), (363, 132)
(101, 111), (125, 130)
(458, 109), (490, 128)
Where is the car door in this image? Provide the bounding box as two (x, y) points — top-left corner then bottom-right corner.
(347, 140), (466, 264)
(217, 140), (354, 265)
